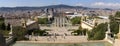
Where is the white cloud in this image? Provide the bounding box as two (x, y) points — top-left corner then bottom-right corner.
(91, 2), (120, 8)
(75, 3), (83, 6)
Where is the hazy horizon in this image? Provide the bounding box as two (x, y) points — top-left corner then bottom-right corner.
(0, 0), (120, 9)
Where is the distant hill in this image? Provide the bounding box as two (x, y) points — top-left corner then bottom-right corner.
(0, 4), (112, 12)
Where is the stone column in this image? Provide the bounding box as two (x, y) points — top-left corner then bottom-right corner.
(93, 18), (97, 26)
(81, 16), (83, 22)
(9, 25), (13, 36)
(105, 20), (111, 40)
(55, 17), (58, 27)
(57, 17), (60, 27)
(55, 17), (57, 27)
(108, 23), (111, 33)
(60, 17), (62, 27)
(10, 25), (13, 33)
(105, 32), (108, 40)
(63, 17), (65, 27)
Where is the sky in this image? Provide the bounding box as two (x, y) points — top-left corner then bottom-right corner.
(0, 0), (120, 9)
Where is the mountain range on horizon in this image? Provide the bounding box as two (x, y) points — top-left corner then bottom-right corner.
(0, 4), (113, 11)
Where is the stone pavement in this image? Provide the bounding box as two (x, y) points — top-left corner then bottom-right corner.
(114, 39), (120, 46)
(28, 36), (88, 43)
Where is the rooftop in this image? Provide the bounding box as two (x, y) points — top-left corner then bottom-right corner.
(26, 19), (36, 25)
(98, 16), (109, 19)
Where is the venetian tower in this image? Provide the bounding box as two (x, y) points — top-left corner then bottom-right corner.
(21, 18), (27, 28)
(93, 18), (97, 26)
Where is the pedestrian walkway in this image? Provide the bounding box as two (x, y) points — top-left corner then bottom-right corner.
(29, 36), (88, 43)
(114, 39), (120, 46)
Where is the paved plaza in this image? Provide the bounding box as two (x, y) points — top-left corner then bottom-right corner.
(32, 14), (88, 43)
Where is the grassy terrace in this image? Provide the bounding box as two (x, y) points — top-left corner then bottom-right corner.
(0, 17), (10, 37)
(0, 30), (10, 36)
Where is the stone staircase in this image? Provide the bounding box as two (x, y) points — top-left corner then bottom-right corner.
(29, 36), (88, 42)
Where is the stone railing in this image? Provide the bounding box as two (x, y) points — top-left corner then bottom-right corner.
(6, 36), (15, 46)
(106, 35), (115, 44)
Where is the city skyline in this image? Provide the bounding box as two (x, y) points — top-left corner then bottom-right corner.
(0, 0), (120, 9)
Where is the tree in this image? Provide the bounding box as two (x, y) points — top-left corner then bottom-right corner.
(115, 11), (120, 17)
(70, 17), (81, 25)
(72, 26), (88, 36)
(83, 29), (87, 35)
(0, 22), (6, 30)
(109, 14), (119, 34)
(33, 29), (48, 36)
(12, 26), (28, 40)
(93, 31), (105, 40)
(110, 22), (119, 34)
(0, 17), (4, 22)
(38, 18), (48, 24)
(87, 23), (107, 40)
(7, 23), (11, 31)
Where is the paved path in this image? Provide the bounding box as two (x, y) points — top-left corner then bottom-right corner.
(22, 36), (88, 43)
(29, 36), (88, 43)
(114, 39), (120, 46)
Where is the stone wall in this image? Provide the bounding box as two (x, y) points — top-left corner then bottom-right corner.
(26, 22), (39, 30)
